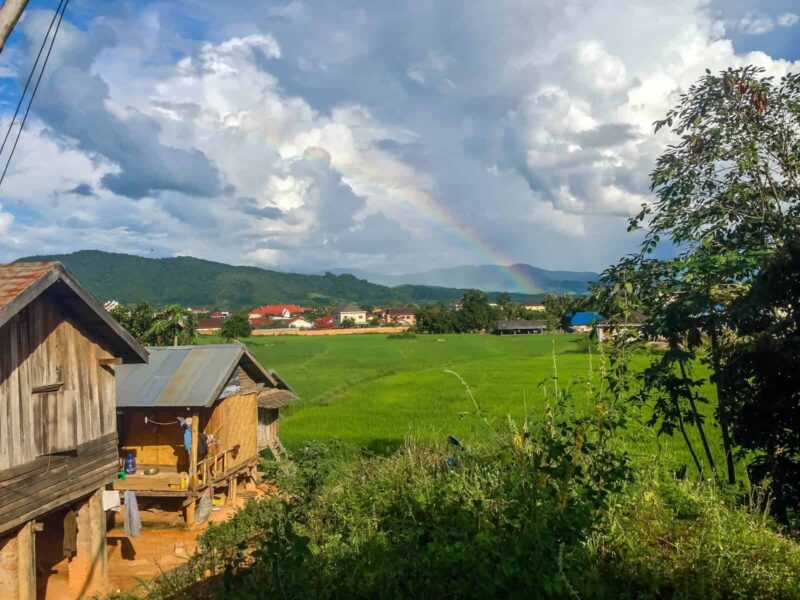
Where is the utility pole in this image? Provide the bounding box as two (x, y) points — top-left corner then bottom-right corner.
(0, 0), (28, 54)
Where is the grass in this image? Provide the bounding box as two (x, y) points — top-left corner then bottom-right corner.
(202, 333), (726, 472)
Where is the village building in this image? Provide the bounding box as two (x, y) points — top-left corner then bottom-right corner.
(382, 307), (417, 326)
(495, 319), (548, 335)
(314, 315), (333, 329)
(0, 262), (148, 600)
(114, 344), (296, 525)
(567, 311), (603, 333)
(596, 311), (649, 343)
(288, 317), (313, 329)
(196, 317), (225, 335)
(186, 306), (209, 315)
(331, 303), (368, 326)
(521, 302), (546, 312)
(248, 305), (303, 320)
(103, 299), (120, 312)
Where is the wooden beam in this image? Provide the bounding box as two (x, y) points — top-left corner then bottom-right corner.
(31, 382), (63, 394)
(0, 0), (28, 55)
(98, 357), (122, 366)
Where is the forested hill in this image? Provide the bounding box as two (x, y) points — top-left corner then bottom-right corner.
(15, 250), (546, 309)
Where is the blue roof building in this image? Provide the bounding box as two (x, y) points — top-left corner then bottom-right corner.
(568, 311), (603, 327)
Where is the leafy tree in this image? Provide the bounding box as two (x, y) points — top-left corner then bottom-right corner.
(146, 304), (197, 345)
(220, 312), (253, 340)
(725, 241), (800, 522)
(598, 66), (800, 486)
(340, 317), (356, 329)
(110, 300), (155, 341)
(543, 293), (579, 331)
(458, 289), (496, 332)
(110, 301), (196, 345)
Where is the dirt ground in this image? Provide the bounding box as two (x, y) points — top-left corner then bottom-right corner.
(39, 492), (258, 600)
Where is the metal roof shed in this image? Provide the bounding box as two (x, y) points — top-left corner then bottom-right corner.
(114, 344), (296, 521)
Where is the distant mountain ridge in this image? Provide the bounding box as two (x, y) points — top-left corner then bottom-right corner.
(330, 263), (598, 295)
(14, 250), (552, 309)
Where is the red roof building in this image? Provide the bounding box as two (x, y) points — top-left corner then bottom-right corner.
(248, 304), (304, 319)
(314, 315), (334, 329)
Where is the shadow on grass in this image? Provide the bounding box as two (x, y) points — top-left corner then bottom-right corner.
(361, 438), (403, 456)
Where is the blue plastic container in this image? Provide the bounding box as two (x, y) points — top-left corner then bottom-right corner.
(124, 453), (136, 475)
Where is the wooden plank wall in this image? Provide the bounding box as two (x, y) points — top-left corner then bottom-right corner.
(0, 291), (117, 471)
(257, 408), (279, 449)
(238, 367), (261, 395)
(205, 393), (257, 468)
(120, 409), (186, 467)
(0, 432), (118, 536)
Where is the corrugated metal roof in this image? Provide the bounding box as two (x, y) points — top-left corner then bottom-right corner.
(117, 344), (245, 407)
(496, 320), (547, 330)
(0, 262), (59, 311)
(116, 343), (288, 408)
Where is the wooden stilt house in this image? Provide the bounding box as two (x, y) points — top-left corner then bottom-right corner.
(114, 344), (296, 523)
(0, 262), (148, 600)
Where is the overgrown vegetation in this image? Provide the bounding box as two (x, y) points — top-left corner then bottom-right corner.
(110, 409), (800, 600)
(596, 66), (800, 524)
(110, 300), (197, 346)
(220, 312), (253, 340)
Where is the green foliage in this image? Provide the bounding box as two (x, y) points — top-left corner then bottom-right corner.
(725, 240), (800, 523)
(220, 312), (253, 340)
(415, 289), (500, 333)
(597, 66), (800, 491)
(339, 317), (356, 329)
(386, 330), (417, 339)
(543, 293), (582, 330)
(116, 431), (800, 600)
(590, 470), (800, 599)
(110, 301), (196, 346)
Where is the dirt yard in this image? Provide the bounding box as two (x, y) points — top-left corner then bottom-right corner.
(39, 493), (255, 600)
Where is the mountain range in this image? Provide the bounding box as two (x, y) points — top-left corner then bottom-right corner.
(330, 264), (598, 295)
(14, 250), (575, 309)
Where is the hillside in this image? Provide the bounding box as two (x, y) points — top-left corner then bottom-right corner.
(330, 263), (598, 294)
(15, 250), (548, 309)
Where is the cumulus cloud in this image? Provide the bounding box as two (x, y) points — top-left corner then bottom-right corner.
(0, 0), (798, 275)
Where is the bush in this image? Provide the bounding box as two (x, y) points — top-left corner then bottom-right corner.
(589, 470), (800, 599)
(386, 331), (416, 340)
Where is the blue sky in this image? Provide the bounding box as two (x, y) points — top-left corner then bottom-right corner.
(0, 0), (797, 278)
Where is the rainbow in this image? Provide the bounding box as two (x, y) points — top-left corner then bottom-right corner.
(294, 146), (540, 294)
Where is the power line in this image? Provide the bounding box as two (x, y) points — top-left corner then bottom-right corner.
(0, 0), (62, 160)
(0, 0), (69, 190)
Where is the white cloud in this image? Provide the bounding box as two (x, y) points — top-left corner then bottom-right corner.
(1, 1), (799, 274)
(738, 13), (775, 35)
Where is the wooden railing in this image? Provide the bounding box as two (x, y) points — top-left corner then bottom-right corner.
(195, 447), (237, 488)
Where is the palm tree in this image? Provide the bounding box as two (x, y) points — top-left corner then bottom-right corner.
(145, 304), (196, 346)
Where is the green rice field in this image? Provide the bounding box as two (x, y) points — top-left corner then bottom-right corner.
(204, 333), (725, 470)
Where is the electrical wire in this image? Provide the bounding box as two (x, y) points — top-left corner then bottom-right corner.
(0, 0), (64, 160)
(0, 0), (69, 190)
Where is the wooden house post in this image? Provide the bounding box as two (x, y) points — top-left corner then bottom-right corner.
(68, 490), (107, 598)
(0, 522), (36, 600)
(184, 412), (200, 526)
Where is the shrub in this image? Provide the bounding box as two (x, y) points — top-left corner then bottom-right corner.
(386, 331), (416, 340)
(589, 470), (800, 599)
